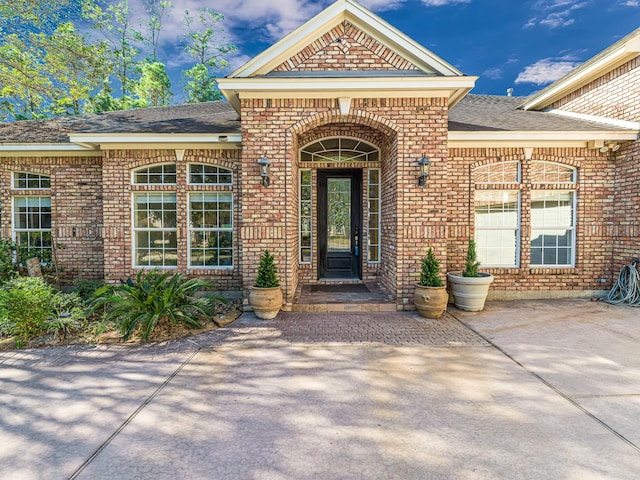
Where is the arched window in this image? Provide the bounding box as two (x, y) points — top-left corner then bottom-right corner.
(13, 172), (51, 190)
(530, 162), (576, 267)
(300, 137), (379, 163)
(188, 164), (232, 185)
(132, 163), (176, 185)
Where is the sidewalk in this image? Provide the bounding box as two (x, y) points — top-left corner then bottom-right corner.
(1, 302), (639, 479)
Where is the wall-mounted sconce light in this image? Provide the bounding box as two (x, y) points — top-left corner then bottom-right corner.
(258, 153), (271, 187)
(418, 154), (431, 187)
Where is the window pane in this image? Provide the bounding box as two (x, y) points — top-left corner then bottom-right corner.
(188, 193), (233, 268)
(367, 168), (381, 263)
(133, 164), (177, 185)
(530, 191), (575, 266)
(475, 191), (519, 267)
(189, 164), (232, 185)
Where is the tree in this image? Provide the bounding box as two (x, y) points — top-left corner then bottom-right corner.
(83, 0), (140, 103)
(182, 8), (236, 104)
(135, 0), (173, 62)
(134, 61), (172, 107)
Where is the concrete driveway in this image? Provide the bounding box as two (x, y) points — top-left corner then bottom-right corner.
(0, 301), (639, 479)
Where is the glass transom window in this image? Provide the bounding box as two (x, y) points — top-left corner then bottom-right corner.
(189, 164), (232, 185)
(530, 161), (576, 184)
(13, 172), (51, 190)
(300, 137), (379, 163)
(133, 164), (177, 185)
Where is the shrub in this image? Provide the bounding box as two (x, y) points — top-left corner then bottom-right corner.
(463, 239), (481, 278)
(0, 239), (18, 283)
(0, 277), (56, 342)
(92, 270), (224, 341)
(254, 250), (279, 288)
(419, 248), (443, 287)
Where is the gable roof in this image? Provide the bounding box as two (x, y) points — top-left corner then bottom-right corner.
(217, 0), (477, 111)
(521, 27), (640, 111)
(227, 0), (462, 79)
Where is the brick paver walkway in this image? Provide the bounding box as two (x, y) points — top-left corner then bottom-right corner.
(0, 311), (487, 368)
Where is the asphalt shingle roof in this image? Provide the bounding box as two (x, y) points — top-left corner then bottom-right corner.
(448, 95), (624, 132)
(0, 102), (240, 144)
(0, 94), (629, 145)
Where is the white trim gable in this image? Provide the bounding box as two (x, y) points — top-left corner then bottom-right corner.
(227, 0), (462, 79)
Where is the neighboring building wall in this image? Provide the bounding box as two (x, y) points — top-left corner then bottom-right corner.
(240, 97), (449, 308)
(0, 155), (104, 284)
(448, 147), (616, 297)
(101, 149), (243, 290)
(550, 55), (640, 273)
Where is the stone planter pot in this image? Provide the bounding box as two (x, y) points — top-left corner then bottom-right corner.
(248, 286), (283, 320)
(414, 284), (448, 319)
(446, 272), (494, 312)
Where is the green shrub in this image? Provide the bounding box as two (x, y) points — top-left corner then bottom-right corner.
(92, 270), (224, 341)
(46, 291), (88, 339)
(0, 239), (18, 283)
(419, 248), (443, 287)
(463, 239), (481, 278)
(71, 279), (104, 303)
(254, 250), (279, 288)
(0, 277), (56, 342)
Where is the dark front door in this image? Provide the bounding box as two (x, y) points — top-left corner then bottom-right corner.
(318, 169), (362, 279)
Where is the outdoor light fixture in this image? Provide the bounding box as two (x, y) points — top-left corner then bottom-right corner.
(418, 154), (431, 187)
(258, 153), (271, 187)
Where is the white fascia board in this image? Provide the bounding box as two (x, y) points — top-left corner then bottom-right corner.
(229, 0), (462, 78)
(0, 143), (102, 157)
(546, 108), (640, 130)
(448, 130), (638, 148)
(522, 39), (640, 111)
(68, 133), (242, 145)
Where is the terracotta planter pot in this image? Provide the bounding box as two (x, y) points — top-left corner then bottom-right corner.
(249, 286), (283, 320)
(446, 271), (494, 312)
(414, 284), (448, 319)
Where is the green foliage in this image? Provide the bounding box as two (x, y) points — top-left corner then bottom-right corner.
(463, 239), (481, 278)
(45, 291), (87, 339)
(0, 239), (18, 283)
(254, 250), (279, 288)
(183, 63), (222, 103)
(71, 279), (104, 302)
(91, 270), (222, 341)
(0, 277), (56, 342)
(134, 61), (172, 107)
(419, 248), (443, 287)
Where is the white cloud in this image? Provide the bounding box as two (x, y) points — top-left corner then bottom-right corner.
(515, 58), (580, 85)
(359, 0), (407, 10)
(527, 0), (588, 29)
(620, 0), (639, 6)
(482, 67), (503, 79)
(421, 0), (472, 5)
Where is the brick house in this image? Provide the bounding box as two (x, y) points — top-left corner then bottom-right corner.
(0, 0), (638, 311)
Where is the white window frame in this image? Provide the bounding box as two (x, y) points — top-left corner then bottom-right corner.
(131, 163), (177, 186)
(299, 136), (380, 163)
(474, 190), (521, 267)
(530, 161), (577, 184)
(12, 195), (52, 258)
(187, 163), (233, 186)
(367, 168), (381, 264)
(187, 192), (234, 269)
(474, 161), (521, 185)
(132, 192), (178, 268)
(530, 190), (576, 268)
(12, 172), (51, 190)
(299, 169), (312, 264)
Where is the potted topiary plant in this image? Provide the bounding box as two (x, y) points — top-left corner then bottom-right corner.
(414, 248), (448, 319)
(248, 249), (283, 319)
(447, 239), (494, 311)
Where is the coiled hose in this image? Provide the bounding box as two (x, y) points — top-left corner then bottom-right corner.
(605, 261), (640, 306)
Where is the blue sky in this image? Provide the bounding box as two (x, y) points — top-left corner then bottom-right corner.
(129, 0), (640, 98)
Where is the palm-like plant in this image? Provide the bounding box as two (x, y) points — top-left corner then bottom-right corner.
(92, 270), (223, 341)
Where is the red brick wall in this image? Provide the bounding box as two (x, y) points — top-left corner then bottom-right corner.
(273, 21), (420, 72)
(240, 97), (449, 308)
(448, 147), (616, 296)
(101, 149), (243, 289)
(549, 54), (640, 274)
(0, 155), (104, 284)
(550, 56), (640, 122)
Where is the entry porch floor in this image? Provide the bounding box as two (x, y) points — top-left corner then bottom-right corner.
(292, 282), (397, 312)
